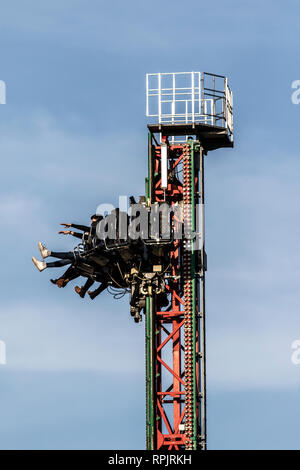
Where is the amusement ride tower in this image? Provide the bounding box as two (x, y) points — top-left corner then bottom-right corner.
(144, 71), (233, 450)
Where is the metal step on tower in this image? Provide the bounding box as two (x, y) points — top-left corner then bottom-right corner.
(144, 71), (233, 450)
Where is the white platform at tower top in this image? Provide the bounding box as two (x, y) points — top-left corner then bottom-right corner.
(146, 71), (233, 145)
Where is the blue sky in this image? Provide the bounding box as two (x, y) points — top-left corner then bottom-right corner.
(0, 0), (300, 449)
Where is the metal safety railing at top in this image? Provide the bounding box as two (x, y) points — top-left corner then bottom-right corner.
(146, 71), (233, 142)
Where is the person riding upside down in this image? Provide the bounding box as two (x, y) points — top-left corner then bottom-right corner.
(32, 214), (106, 299)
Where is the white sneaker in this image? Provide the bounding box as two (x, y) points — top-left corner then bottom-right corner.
(32, 256), (46, 272)
(38, 242), (51, 259)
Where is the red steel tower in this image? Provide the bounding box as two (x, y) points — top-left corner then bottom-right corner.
(144, 71), (233, 450)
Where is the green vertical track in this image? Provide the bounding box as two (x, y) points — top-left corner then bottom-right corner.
(145, 295), (155, 449)
(189, 139), (198, 449)
(145, 134), (155, 449)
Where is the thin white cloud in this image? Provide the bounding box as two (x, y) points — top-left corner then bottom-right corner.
(0, 110), (145, 195)
(0, 298), (144, 373)
(207, 321), (300, 391)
